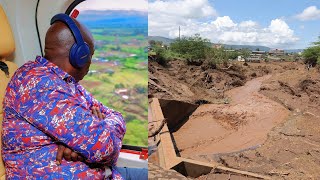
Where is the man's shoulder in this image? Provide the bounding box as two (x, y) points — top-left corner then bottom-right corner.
(15, 60), (49, 77)
(8, 60), (64, 93)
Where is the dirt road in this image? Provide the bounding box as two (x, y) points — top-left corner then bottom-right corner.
(173, 75), (289, 157)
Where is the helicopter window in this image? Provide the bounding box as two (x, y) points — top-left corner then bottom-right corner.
(67, 0), (148, 147)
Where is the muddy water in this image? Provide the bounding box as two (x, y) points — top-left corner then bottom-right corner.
(172, 75), (289, 158)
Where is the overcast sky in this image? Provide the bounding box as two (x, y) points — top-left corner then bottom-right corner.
(77, 0), (148, 11)
(148, 0), (320, 49)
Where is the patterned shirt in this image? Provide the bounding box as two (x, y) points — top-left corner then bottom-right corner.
(2, 56), (126, 180)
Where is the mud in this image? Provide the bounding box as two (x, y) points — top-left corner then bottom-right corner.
(148, 60), (264, 104)
(148, 60), (320, 179)
(148, 162), (189, 180)
(197, 64), (320, 179)
(173, 75), (289, 157)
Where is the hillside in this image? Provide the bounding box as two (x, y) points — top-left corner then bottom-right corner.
(148, 36), (174, 45)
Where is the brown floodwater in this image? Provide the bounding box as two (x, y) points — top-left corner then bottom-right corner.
(172, 75), (289, 157)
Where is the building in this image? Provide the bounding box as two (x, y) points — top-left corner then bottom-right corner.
(269, 49), (285, 56)
(246, 51), (266, 62)
(237, 56), (245, 62)
(115, 88), (130, 100)
(251, 51), (266, 55)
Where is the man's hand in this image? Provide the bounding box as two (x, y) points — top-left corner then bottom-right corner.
(55, 106), (105, 165)
(56, 144), (84, 165)
(91, 106), (106, 120)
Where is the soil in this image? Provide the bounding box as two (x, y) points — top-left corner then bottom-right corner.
(173, 75), (289, 157)
(148, 162), (189, 180)
(149, 60), (277, 104)
(148, 59), (320, 179)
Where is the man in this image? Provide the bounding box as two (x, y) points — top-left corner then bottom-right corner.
(2, 14), (146, 179)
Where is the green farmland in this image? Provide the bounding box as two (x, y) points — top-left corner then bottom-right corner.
(79, 13), (148, 147)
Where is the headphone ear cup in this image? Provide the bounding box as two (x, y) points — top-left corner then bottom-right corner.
(69, 43), (90, 68)
(75, 43), (90, 68)
(69, 43), (79, 68)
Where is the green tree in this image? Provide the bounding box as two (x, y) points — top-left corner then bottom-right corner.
(303, 36), (320, 66)
(205, 47), (230, 67)
(170, 34), (211, 63)
(226, 50), (239, 60)
(302, 46), (320, 66)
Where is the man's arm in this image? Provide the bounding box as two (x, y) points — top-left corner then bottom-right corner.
(56, 107), (104, 164)
(17, 78), (126, 165)
(79, 84), (124, 135)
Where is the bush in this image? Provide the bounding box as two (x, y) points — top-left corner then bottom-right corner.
(205, 48), (230, 67)
(170, 34), (211, 62)
(153, 46), (168, 66)
(303, 46), (320, 66)
(152, 46), (180, 66)
(303, 36), (320, 66)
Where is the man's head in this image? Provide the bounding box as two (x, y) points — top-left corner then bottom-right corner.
(44, 15), (94, 82)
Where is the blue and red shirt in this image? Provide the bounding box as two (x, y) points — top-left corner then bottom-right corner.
(2, 56), (126, 179)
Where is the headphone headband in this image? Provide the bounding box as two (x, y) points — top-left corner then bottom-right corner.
(50, 13), (85, 46)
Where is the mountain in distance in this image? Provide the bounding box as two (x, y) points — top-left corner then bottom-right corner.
(78, 10), (147, 28)
(148, 36), (174, 45)
(284, 49), (304, 53)
(223, 44), (270, 51)
(148, 36), (304, 53)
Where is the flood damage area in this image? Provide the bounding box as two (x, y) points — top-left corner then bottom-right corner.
(148, 75), (288, 179)
(148, 97), (273, 179)
(173, 75), (288, 158)
(148, 60), (320, 179)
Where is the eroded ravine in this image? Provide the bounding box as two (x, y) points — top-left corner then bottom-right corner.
(172, 75), (289, 158)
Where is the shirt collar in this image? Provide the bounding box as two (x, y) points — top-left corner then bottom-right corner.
(35, 56), (76, 84)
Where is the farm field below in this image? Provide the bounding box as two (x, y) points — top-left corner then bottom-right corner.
(79, 10), (148, 147)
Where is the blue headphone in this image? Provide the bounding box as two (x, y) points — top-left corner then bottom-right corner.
(50, 13), (90, 68)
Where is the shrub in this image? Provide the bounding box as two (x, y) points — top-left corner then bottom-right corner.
(153, 46), (168, 66)
(170, 34), (211, 62)
(303, 36), (320, 66)
(205, 47), (230, 67)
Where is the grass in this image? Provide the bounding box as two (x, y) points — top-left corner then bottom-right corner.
(93, 34), (116, 41)
(123, 119), (148, 146)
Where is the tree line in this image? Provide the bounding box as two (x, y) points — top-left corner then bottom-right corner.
(148, 34), (251, 67)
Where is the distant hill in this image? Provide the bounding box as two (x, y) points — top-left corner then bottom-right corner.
(284, 49), (304, 53)
(78, 10), (147, 28)
(148, 36), (175, 44)
(223, 44), (270, 51)
(148, 36), (304, 53)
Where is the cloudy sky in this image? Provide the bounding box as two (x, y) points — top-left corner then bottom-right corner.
(149, 0), (320, 49)
(76, 0), (148, 11)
